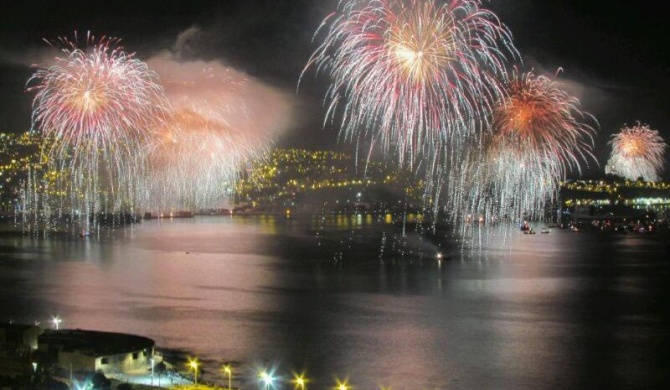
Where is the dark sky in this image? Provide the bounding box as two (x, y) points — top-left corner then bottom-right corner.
(1, 0), (668, 178)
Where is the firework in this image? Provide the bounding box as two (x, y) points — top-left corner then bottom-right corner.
(302, 0), (517, 165)
(26, 33), (169, 232)
(143, 55), (293, 211)
(605, 122), (667, 181)
(28, 34), (168, 155)
(143, 109), (260, 211)
(465, 69), (597, 226)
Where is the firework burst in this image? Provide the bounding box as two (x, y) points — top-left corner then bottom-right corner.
(143, 109), (260, 211)
(26, 33), (168, 231)
(465, 69), (597, 226)
(302, 0), (518, 165)
(143, 55), (293, 212)
(28, 33), (168, 155)
(605, 122), (667, 181)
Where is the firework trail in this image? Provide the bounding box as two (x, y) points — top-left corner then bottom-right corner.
(27, 33), (168, 232)
(464, 69), (597, 228)
(605, 122), (667, 182)
(143, 53), (294, 212)
(302, 0), (518, 227)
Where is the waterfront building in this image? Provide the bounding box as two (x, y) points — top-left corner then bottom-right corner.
(38, 329), (155, 376)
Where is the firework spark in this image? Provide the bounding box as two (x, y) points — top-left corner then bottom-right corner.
(302, 0), (517, 165)
(26, 33), (168, 231)
(465, 69), (597, 226)
(605, 122), (667, 182)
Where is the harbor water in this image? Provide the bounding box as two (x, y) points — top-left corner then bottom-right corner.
(1, 215), (669, 390)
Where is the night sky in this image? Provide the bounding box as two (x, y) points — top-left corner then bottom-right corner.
(1, 0), (668, 178)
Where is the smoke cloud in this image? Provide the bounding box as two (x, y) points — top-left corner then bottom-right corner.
(147, 26), (296, 148)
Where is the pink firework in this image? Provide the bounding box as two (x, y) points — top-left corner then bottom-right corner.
(25, 33), (169, 227)
(303, 0), (518, 165)
(142, 55), (293, 211)
(28, 33), (168, 154)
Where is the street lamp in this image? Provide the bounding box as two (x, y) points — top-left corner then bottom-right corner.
(293, 374), (307, 390)
(51, 315), (62, 330)
(189, 358), (199, 388)
(150, 358), (154, 386)
(222, 364), (232, 390)
(335, 379), (348, 390)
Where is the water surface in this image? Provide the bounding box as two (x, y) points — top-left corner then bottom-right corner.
(1, 215), (669, 390)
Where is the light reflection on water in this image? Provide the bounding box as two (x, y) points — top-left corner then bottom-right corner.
(1, 216), (669, 390)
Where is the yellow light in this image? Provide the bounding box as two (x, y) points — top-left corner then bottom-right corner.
(223, 364), (232, 390)
(188, 358), (199, 387)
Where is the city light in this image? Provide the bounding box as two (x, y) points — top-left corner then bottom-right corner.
(292, 373), (308, 390)
(259, 370), (275, 390)
(150, 358), (155, 386)
(51, 315), (62, 330)
(335, 379), (349, 390)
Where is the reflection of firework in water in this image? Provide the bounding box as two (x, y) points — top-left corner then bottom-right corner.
(27, 34), (168, 231)
(303, 0), (517, 165)
(144, 55), (293, 211)
(605, 122), (667, 181)
(465, 70), (597, 226)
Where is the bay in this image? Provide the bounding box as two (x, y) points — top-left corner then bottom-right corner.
(1, 215), (669, 390)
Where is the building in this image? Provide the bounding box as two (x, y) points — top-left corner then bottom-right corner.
(0, 322), (43, 356)
(38, 329), (155, 376)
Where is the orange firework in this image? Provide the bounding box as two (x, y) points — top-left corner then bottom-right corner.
(465, 69), (597, 224)
(489, 70), (596, 166)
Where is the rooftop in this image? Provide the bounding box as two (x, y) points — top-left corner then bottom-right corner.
(39, 329), (154, 357)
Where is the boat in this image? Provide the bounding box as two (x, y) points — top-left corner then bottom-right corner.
(540, 228), (550, 234)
